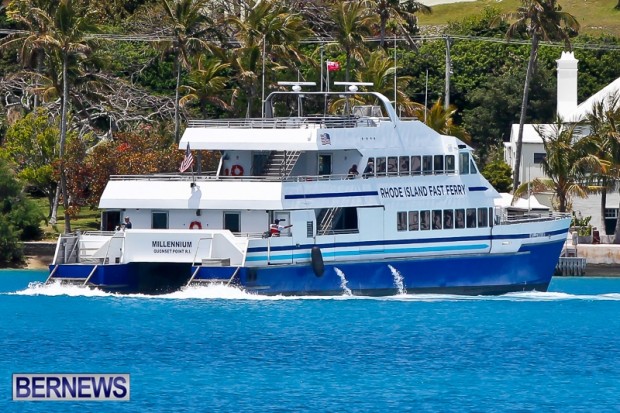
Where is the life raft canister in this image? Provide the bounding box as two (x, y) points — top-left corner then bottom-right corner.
(189, 221), (202, 229)
(231, 164), (244, 176)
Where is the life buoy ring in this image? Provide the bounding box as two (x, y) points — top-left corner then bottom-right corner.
(231, 164), (244, 176)
(189, 221), (202, 229)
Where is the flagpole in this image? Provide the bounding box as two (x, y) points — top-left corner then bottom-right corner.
(320, 46), (324, 92)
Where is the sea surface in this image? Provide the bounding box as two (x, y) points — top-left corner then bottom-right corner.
(1, 270), (620, 412)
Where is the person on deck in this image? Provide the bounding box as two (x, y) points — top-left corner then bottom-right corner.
(362, 160), (374, 178)
(347, 164), (359, 179)
(270, 219), (292, 237)
(123, 216), (132, 230)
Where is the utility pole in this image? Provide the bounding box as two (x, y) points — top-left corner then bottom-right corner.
(444, 36), (452, 110)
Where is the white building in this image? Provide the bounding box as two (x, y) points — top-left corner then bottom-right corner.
(504, 52), (620, 234)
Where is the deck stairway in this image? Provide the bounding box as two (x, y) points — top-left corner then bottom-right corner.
(262, 150), (301, 177)
(318, 207), (342, 235)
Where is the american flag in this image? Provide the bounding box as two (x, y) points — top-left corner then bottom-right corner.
(179, 143), (194, 173)
(320, 133), (331, 145)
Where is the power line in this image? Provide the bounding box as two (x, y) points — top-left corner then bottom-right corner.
(2, 28), (620, 51)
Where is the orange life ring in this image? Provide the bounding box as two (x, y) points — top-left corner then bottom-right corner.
(189, 221), (202, 229)
(231, 164), (244, 176)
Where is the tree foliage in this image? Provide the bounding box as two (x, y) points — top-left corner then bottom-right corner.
(0, 158), (44, 267)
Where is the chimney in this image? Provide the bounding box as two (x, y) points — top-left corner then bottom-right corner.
(556, 51), (578, 120)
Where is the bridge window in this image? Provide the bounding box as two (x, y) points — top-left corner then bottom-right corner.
(445, 155), (455, 173)
(459, 152), (470, 174)
(388, 157), (398, 176)
(376, 157), (387, 177)
(411, 156), (421, 175)
(422, 156), (432, 175)
(399, 156), (409, 175)
(434, 155), (444, 174)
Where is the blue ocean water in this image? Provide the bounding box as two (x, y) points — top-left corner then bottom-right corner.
(1, 270), (620, 412)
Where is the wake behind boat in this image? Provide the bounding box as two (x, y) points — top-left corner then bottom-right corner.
(47, 82), (571, 295)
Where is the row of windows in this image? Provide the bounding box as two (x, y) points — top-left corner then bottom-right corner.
(397, 208), (494, 231)
(365, 152), (477, 178)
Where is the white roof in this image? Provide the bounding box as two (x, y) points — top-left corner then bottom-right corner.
(495, 193), (550, 210)
(566, 77), (620, 122)
(180, 127), (317, 151)
(99, 180), (284, 209)
(508, 124), (557, 144)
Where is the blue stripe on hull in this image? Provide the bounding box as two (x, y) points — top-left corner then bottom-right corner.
(195, 239), (565, 296)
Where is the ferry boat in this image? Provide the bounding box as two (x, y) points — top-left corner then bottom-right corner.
(47, 82), (571, 295)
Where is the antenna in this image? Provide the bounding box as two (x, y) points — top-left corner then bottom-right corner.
(277, 81), (316, 92)
(333, 81), (373, 92)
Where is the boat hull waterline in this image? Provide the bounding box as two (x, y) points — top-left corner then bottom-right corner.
(48, 238), (564, 296)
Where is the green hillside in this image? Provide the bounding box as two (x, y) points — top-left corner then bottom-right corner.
(419, 0), (620, 37)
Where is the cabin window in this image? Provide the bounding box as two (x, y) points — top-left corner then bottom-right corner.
(534, 153), (546, 164)
(399, 156), (410, 175)
(445, 155), (455, 173)
(376, 157), (387, 177)
(397, 211), (407, 231)
(477, 208), (488, 228)
(408, 211), (419, 231)
(318, 154), (332, 175)
(443, 210), (454, 229)
(466, 208), (477, 228)
(455, 209), (465, 229)
(388, 157), (398, 176)
(224, 211), (241, 233)
(411, 156), (421, 175)
(420, 211), (430, 230)
(459, 152), (470, 174)
(152, 211), (168, 229)
(432, 210), (442, 230)
(433, 155), (444, 174)
(422, 156), (433, 175)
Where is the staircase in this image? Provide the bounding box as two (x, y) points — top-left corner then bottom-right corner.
(318, 207), (342, 235)
(262, 151), (301, 177)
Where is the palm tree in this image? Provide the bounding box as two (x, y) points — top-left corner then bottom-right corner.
(225, 0), (311, 117)
(413, 98), (471, 144)
(2, 0), (57, 109)
(179, 57), (231, 118)
(373, 0), (431, 48)
(516, 120), (598, 212)
(161, 0), (212, 141)
(34, 0), (97, 233)
(583, 92), (620, 241)
(502, 0), (579, 197)
(330, 0), (377, 82)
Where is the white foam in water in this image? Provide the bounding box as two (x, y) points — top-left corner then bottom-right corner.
(388, 265), (407, 295)
(8, 280), (620, 301)
(333, 267), (353, 296)
(12, 280), (112, 297)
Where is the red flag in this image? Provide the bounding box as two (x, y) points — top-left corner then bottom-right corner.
(327, 61), (340, 72)
(179, 143), (194, 173)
